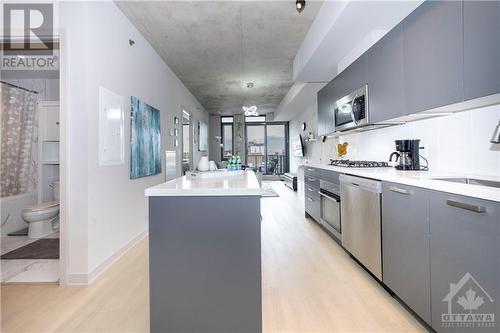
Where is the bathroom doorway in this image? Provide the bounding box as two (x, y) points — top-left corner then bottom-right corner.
(181, 109), (193, 174)
(0, 37), (63, 283)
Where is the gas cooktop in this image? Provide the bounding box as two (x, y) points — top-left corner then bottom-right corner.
(329, 159), (390, 168)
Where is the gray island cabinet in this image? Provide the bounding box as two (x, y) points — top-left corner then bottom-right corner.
(145, 171), (262, 333)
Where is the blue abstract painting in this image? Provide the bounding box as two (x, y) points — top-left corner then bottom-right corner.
(130, 96), (161, 179)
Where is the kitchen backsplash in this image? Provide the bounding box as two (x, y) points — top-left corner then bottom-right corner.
(290, 102), (500, 177)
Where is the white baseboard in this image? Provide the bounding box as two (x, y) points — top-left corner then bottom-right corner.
(67, 229), (148, 286)
(66, 273), (89, 286)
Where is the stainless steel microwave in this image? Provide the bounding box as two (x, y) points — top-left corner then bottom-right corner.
(334, 84), (369, 132)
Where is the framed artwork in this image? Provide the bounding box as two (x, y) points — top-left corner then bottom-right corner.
(130, 96), (161, 179)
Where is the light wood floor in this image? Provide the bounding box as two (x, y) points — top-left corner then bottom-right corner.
(1, 182), (426, 332)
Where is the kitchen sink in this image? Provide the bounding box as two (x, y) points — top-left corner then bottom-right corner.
(432, 177), (500, 189)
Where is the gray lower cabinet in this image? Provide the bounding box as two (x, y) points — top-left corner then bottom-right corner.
(304, 167), (321, 223)
(402, 0), (463, 114)
(429, 192), (499, 333)
(304, 166), (320, 179)
(367, 25), (405, 123)
(463, 1), (500, 100)
(320, 169), (340, 185)
(149, 195), (261, 333)
(305, 189), (320, 222)
(382, 182), (431, 324)
(317, 81), (335, 136)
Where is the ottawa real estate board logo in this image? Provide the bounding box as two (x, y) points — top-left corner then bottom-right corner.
(442, 272), (495, 329)
(2, 3), (58, 71)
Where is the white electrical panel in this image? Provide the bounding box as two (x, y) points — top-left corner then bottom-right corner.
(98, 87), (125, 166)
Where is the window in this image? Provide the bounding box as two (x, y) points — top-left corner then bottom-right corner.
(221, 116), (234, 160)
(245, 115), (266, 123)
(245, 121), (289, 175)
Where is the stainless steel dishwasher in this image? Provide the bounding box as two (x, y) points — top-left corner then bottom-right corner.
(339, 174), (382, 280)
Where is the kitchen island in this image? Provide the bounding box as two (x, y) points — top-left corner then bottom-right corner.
(145, 170), (262, 333)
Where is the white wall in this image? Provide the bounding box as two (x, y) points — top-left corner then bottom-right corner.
(290, 103), (500, 177)
(60, 1), (209, 281)
(289, 100), (319, 173)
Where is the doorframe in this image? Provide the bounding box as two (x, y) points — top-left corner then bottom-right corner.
(244, 120), (289, 175)
(59, 28), (69, 285)
(181, 108), (193, 172)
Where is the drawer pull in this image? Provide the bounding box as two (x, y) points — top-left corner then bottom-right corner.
(389, 187), (411, 195)
(307, 187), (315, 192)
(307, 168), (314, 172)
(446, 199), (486, 213)
(307, 197), (314, 202)
(308, 177), (316, 182)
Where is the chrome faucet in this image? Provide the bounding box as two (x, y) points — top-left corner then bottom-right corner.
(491, 120), (500, 144)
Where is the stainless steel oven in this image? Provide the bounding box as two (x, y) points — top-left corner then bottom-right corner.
(319, 180), (341, 242)
(334, 84), (369, 132)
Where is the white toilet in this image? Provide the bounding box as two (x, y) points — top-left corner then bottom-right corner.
(22, 181), (60, 239)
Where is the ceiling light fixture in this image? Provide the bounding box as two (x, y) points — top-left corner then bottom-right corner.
(296, 0), (306, 13)
(247, 82), (254, 88)
(242, 105), (258, 117)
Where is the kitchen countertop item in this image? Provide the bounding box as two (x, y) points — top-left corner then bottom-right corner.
(330, 159), (390, 168)
(301, 163), (500, 203)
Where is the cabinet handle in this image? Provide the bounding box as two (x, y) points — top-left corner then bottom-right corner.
(389, 186), (411, 195)
(307, 187), (315, 192)
(307, 168), (314, 172)
(307, 197), (313, 202)
(446, 199), (486, 213)
(308, 177), (316, 182)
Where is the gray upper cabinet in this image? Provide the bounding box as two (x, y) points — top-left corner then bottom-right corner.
(317, 81), (335, 136)
(382, 182), (431, 324)
(463, 1), (500, 100)
(367, 25), (405, 123)
(318, 0), (500, 128)
(402, 1), (463, 114)
(429, 192), (499, 333)
(333, 54), (368, 103)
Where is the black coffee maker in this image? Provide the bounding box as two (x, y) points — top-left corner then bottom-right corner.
(389, 139), (421, 170)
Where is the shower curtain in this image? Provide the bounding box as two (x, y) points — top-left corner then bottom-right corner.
(0, 83), (38, 197)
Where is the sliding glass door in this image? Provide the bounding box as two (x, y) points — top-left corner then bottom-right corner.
(245, 121), (288, 175)
(266, 124), (287, 175)
(246, 124), (266, 172)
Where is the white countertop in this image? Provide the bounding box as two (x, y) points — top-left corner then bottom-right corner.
(302, 163), (500, 203)
(145, 170), (262, 197)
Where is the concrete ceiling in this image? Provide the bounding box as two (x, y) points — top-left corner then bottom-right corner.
(117, 0), (323, 115)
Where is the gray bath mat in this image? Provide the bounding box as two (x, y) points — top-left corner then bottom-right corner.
(1, 239), (59, 259)
(261, 183), (279, 197)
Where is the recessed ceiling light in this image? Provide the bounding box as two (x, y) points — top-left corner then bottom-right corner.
(296, 0), (306, 13)
(246, 82), (254, 88)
